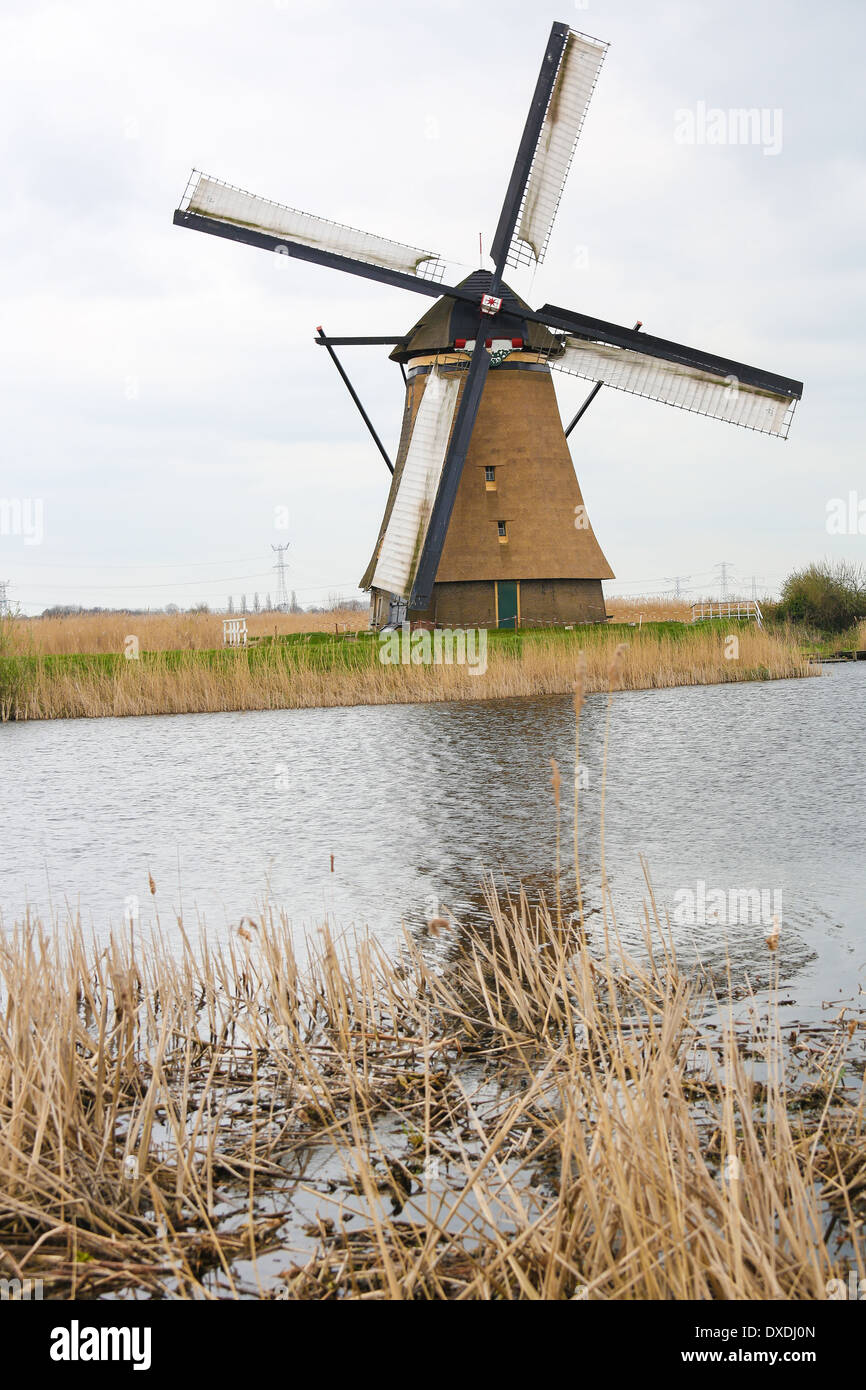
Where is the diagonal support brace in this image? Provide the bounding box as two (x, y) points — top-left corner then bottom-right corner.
(564, 321), (643, 436)
(315, 327), (394, 474)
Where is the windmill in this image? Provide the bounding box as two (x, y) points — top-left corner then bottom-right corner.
(173, 22), (803, 631)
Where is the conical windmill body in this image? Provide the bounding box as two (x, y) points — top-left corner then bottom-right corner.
(174, 24), (803, 629)
(359, 271), (613, 629)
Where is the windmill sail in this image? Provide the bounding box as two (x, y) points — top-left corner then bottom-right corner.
(547, 335), (799, 437)
(408, 337), (492, 612)
(179, 172), (444, 281)
(501, 30), (607, 270)
(370, 365), (462, 599)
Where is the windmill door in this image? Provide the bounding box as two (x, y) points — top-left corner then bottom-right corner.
(496, 580), (519, 630)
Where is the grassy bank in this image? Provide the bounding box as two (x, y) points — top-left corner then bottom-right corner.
(0, 621), (816, 721)
(802, 619), (866, 658)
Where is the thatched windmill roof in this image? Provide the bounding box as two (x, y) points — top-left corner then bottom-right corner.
(389, 271), (560, 363)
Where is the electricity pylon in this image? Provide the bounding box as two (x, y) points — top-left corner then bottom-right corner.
(272, 544), (290, 612)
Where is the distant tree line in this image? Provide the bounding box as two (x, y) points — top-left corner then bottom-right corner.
(227, 592), (368, 615)
(37, 595), (370, 619)
(37, 603), (212, 618)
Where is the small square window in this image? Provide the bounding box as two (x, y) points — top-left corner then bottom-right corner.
(485, 466), (495, 482)
(497, 520), (507, 538)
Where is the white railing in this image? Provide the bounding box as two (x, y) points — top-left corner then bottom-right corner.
(223, 618), (248, 647)
(691, 599), (763, 629)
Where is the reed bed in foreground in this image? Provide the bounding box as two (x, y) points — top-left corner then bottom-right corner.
(1, 623), (815, 722)
(0, 878), (862, 1300)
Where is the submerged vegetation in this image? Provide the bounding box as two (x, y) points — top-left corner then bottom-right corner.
(0, 616), (815, 722)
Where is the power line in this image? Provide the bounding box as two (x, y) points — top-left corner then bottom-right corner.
(603, 569), (718, 590)
(13, 570), (277, 592)
(8, 554), (270, 571)
(12, 580), (366, 610)
(663, 574), (691, 598)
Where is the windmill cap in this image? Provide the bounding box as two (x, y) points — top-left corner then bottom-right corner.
(389, 270), (559, 363)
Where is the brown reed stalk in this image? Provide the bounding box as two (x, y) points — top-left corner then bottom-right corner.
(0, 821), (862, 1297)
(2, 622), (816, 722)
(573, 651), (586, 933)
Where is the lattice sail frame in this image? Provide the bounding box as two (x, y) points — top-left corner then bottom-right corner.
(506, 30), (608, 270)
(180, 171), (446, 282)
(543, 335), (799, 438)
(370, 362), (463, 599)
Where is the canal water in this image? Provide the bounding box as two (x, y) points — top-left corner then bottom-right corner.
(2, 666), (864, 1013)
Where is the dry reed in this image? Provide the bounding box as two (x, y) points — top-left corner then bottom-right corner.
(2, 624), (816, 723)
(605, 595), (698, 624)
(1, 877), (862, 1300)
(14, 609), (369, 655)
(16, 598), (775, 651)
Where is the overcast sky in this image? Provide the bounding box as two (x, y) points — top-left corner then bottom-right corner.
(1, 0), (863, 613)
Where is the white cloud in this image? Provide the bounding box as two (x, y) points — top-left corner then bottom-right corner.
(1, 0), (863, 611)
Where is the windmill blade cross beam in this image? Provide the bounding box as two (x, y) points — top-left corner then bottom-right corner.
(535, 303), (802, 438)
(174, 206), (455, 303)
(173, 171), (459, 309)
(491, 25), (608, 274)
(409, 339), (491, 612)
(490, 21), (571, 276)
(534, 303), (802, 400)
(174, 187), (503, 324)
